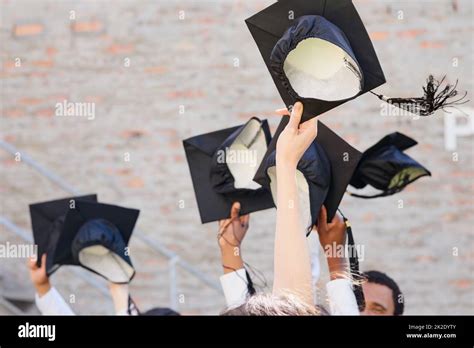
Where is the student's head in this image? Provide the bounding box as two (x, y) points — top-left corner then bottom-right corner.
(361, 270), (404, 316)
(221, 292), (328, 316)
(141, 307), (180, 316)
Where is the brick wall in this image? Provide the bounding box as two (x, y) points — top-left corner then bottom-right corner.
(1, 0), (473, 314)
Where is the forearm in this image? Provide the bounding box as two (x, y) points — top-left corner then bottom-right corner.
(273, 162), (313, 305)
(108, 283), (130, 315)
(220, 244), (244, 274)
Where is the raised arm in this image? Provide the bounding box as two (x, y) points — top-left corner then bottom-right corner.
(108, 283), (133, 315)
(218, 202), (251, 308)
(316, 206), (359, 315)
(28, 254), (74, 315)
(272, 102), (318, 306)
(218, 202), (248, 274)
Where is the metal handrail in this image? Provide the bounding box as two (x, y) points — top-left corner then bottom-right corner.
(0, 140), (222, 305)
(0, 297), (25, 315)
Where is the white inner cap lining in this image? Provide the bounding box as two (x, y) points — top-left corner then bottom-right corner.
(78, 245), (133, 283)
(267, 166), (312, 230)
(227, 119), (267, 190)
(283, 38), (362, 101)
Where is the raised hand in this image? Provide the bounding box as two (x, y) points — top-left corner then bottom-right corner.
(28, 254), (51, 296)
(276, 102), (318, 168)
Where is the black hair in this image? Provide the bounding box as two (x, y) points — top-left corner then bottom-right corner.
(127, 296), (181, 316)
(363, 270), (404, 315)
(141, 307), (180, 316)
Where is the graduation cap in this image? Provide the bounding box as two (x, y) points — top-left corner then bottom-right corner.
(348, 132), (431, 198)
(371, 75), (469, 117)
(255, 119), (362, 225)
(56, 201), (139, 283)
(183, 117), (275, 223)
(29, 194), (98, 275)
(246, 0), (385, 121)
(29, 196), (139, 283)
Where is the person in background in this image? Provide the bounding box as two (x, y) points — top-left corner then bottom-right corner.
(218, 203), (358, 315)
(361, 270), (404, 316)
(219, 102), (359, 315)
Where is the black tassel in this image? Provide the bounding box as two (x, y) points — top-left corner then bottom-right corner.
(244, 262), (267, 296)
(372, 75), (469, 116)
(223, 263), (263, 297)
(245, 269), (257, 296)
(338, 210), (366, 311)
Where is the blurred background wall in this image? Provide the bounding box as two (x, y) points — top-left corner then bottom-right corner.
(1, 0), (473, 314)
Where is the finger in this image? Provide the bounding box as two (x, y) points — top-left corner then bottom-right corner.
(287, 102), (303, 130)
(326, 212), (340, 230)
(219, 219), (230, 229)
(275, 108), (290, 116)
(40, 254), (47, 271)
(300, 118), (318, 141)
(28, 257), (38, 270)
(230, 202), (241, 220)
(231, 215), (243, 238)
(240, 214), (250, 226)
(219, 220), (232, 234)
(331, 212), (341, 224)
(299, 116), (318, 131)
(326, 220), (337, 230)
(318, 205), (328, 230)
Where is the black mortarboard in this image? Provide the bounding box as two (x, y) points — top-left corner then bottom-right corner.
(246, 0), (385, 121)
(255, 119), (362, 224)
(183, 117), (275, 223)
(54, 201), (140, 283)
(348, 132), (431, 198)
(29, 194), (98, 275)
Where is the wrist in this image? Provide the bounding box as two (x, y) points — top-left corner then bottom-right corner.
(276, 154), (298, 170)
(276, 161), (297, 182)
(220, 247), (244, 274)
(327, 257), (348, 280)
(222, 261), (244, 274)
(35, 281), (51, 297)
(220, 244), (243, 260)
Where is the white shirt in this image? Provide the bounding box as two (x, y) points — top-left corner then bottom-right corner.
(220, 270), (359, 315)
(35, 287), (74, 315)
(325, 278), (359, 315)
(220, 268), (249, 308)
(35, 287), (129, 315)
(220, 234), (360, 317)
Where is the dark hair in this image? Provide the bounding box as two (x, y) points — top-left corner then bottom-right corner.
(363, 270), (404, 315)
(141, 307), (180, 316)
